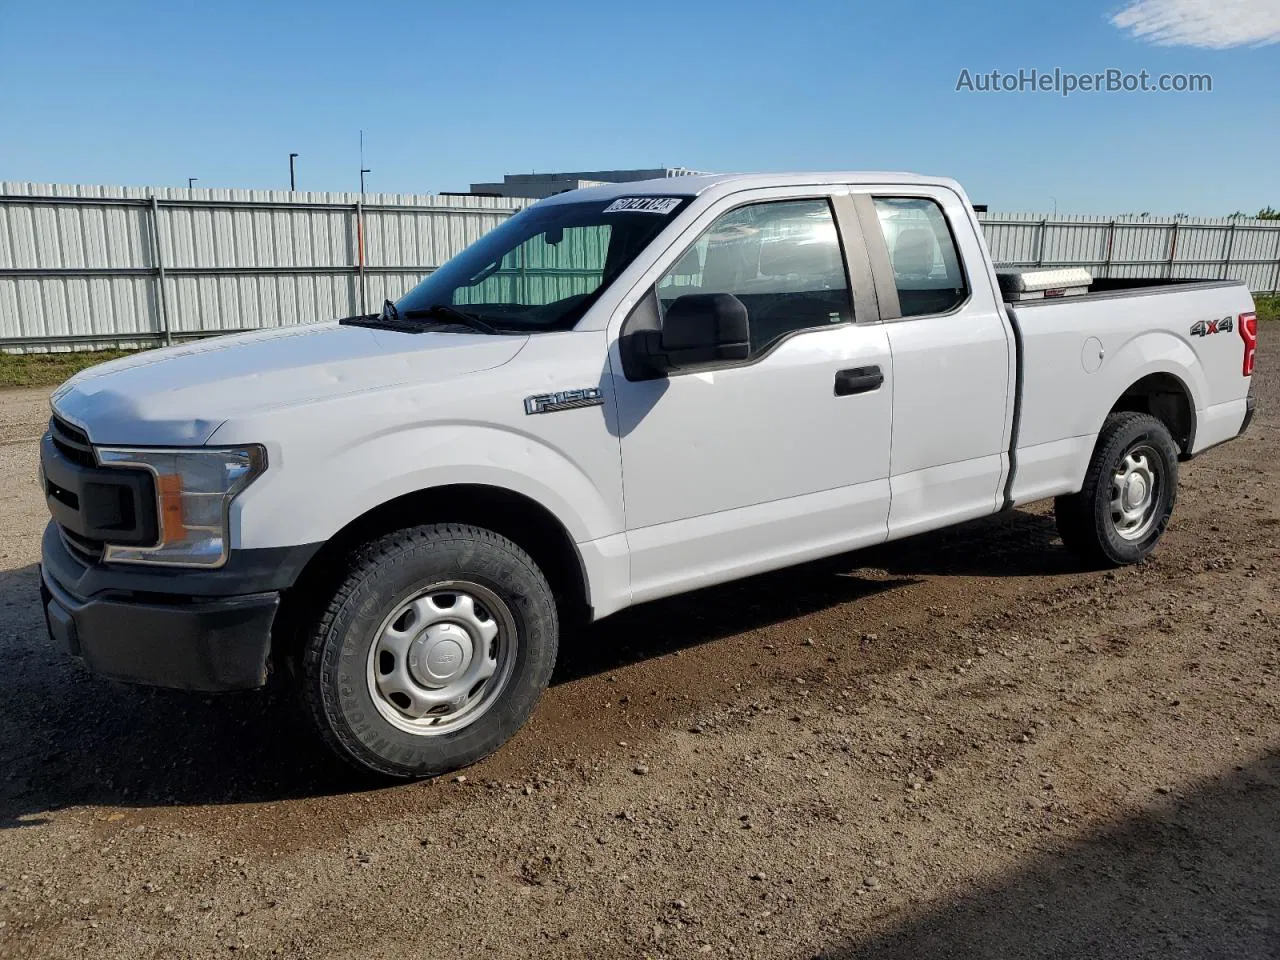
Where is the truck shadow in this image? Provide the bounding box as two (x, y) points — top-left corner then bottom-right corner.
(553, 561), (913, 685)
(857, 505), (1070, 578)
(819, 749), (1280, 960)
(0, 508), (1072, 826)
(0, 563), (352, 828)
(556, 508), (1069, 682)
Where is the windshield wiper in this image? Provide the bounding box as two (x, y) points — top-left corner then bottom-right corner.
(340, 300), (504, 335)
(400, 304), (501, 335)
(338, 299), (424, 333)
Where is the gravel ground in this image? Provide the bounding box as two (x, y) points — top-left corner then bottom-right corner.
(0, 355), (1276, 959)
(0, 389), (51, 445)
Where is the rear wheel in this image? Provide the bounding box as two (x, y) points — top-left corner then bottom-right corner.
(1055, 412), (1179, 567)
(301, 523), (558, 778)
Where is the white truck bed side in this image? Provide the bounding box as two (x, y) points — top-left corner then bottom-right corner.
(1008, 280), (1256, 505)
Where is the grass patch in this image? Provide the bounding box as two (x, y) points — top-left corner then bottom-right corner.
(1255, 294), (1279, 323)
(0, 349), (136, 388)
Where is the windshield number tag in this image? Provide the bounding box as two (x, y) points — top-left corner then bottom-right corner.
(603, 197), (682, 215)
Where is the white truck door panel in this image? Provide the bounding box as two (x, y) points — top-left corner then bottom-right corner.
(882, 308), (1012, 535)
(615, 323), (892, 602)
(855, 188), (1014, 538)
(607, 189), (893, 603)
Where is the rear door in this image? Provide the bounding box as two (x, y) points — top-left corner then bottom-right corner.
(608, 187), (894, 604)
(853, 186), (1014, 537)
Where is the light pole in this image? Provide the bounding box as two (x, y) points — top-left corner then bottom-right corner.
(289, 153), (299, 192)
(1050, 196), (1058, 218)
(187, 177), (198, 190)
(358, 129), (369, 195)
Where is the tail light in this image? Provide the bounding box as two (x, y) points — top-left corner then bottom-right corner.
(1239, 311), (1257, 377)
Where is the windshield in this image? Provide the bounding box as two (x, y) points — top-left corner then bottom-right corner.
(395, 196), (692, 332)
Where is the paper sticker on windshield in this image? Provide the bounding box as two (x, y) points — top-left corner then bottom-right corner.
(603, 197), (682, 215)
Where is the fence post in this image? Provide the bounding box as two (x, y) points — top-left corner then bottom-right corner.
(1103, 221), (1116, 279)
(1167, 220), (1180, 279)
(1268, 222), (1280, 294)
(1220, 222), (1237, 280)
(355, 199), (368, 315)
(148, 195), (173, 346)
(1036, 218), (1048, 266)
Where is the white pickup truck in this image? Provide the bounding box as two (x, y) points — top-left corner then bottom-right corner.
(39, 172), (1257, 777)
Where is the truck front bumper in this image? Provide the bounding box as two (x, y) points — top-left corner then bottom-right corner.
(41, 569), (278, 691)
(38, 522), (315, 692)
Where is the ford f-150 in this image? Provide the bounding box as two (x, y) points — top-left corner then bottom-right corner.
(38, 172), (1258, 777)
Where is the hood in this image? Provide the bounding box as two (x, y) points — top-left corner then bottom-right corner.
(52, 322), (528, 446)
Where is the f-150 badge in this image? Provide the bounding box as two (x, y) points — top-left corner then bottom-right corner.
(1190, 317), (1233, 337)
(524, 388), (604, 415)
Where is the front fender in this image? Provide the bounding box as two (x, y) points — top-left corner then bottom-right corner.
(229, 422), (620, 551)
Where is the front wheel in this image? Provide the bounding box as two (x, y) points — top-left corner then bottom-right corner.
(301, 523), (558, 778)
(1055, 411), (1179, 567)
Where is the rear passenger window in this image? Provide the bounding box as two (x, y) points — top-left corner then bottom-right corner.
(656, 199), (852, 357)
(873, 197), (968, 317)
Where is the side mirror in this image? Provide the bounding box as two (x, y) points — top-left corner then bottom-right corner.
(641, 293), (750, 373)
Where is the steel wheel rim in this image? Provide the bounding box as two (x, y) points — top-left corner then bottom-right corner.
(365, 580), (517, 736)
(1109, 442), (1162, 541)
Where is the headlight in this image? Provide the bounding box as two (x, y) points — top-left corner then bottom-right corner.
(95, 446), (266, 568)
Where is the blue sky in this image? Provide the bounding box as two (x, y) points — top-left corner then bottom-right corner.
(1, 0), (1276, 215)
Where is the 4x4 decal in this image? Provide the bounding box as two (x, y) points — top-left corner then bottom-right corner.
(1190, 317), (1233, 337)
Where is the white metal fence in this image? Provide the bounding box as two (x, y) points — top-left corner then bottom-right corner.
(0, 183), (532, 351)
(2, 182), (1277, 352)
(981, 211), (1280, 291)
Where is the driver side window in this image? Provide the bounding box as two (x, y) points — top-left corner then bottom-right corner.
(656, 199), (852, 357)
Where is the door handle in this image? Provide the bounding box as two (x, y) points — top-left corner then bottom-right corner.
(834, 365), (884, 396)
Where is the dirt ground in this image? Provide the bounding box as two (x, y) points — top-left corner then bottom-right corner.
(0, 356), (1276, 960)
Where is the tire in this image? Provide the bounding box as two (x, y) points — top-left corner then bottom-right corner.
(1054, 411), (1179, 567)
(301, 523), (558, 779)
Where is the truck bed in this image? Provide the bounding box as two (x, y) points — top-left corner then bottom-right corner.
(1044, 276), (1244, 300)
(1000, 275), (1244, 306)
(1004, 278), (1255, 507)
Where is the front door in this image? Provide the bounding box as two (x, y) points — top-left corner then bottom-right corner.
(610, 192), (894, 604)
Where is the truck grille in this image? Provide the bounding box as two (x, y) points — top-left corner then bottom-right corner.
(48, 417), (106, 562)
(50, 416), (95, 467)
(42, 415), (157, 566)
(59, 526), (105, 565)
